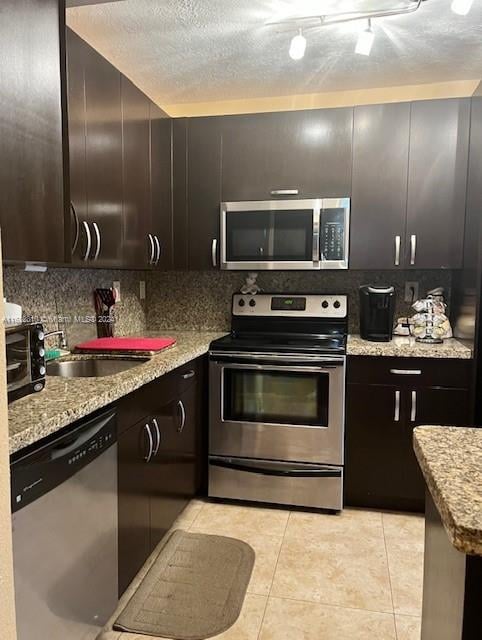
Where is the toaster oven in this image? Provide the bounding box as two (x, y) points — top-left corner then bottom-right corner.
(6, 323), (46, 403)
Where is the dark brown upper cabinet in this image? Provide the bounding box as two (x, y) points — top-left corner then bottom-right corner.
(350, 98), (470, 270)
(67, 29), (123, 267)
(121, 77), (151, 268)
(406, 98), (470, 269)
(0, 0), (66, 263)
(149, 103), (173, 270)
(221, 108), (353, 201)
(350, 103), (410, 270)
(187, 117), (222, 270)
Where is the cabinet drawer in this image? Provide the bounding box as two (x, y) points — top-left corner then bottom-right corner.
(348, 356), (471, 389)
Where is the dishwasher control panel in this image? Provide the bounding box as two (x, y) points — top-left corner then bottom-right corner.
(10, 409), (117, 513)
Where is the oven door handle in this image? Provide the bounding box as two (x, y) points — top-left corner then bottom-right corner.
(210, 351), (345, 365)
(219, 362), (338, 374)
(210, 457), (342, 478)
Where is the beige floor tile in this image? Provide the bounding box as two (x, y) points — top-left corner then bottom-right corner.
(190, 524), (283, 596)
(395, 615), (422, 640)
(383, 513), (425, 616)
(258, 597), (397, 640)
(212, 594), (268, 640)
(271, 534), (393, 613)
(285, 508), (385, 547)
(171, 498), (206, 530)
(190, 501), (289, 538)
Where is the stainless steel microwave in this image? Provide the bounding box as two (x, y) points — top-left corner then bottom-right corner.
(6, 323), (46, 403)
(220, 198), (350, 270)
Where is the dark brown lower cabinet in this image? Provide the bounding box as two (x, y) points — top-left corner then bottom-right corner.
(117, 358), (204, 595)
(117, 417), (152, 595)
(345, 357), (470, 512)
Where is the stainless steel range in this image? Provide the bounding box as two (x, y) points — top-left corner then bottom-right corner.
(208, 293), (347, 511)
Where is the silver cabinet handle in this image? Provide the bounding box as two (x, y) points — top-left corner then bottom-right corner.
(182, 369), (195, 380)
(92, 222), (101, 260)
(211, 238), (218, 268)
(410, 234), (416, 265)
(144, 423), (154, 463)
(148, 234), (155, 265)
(71, 203), (80, 254)
(270, 189), (299, 196)
(82, 221), (91, 261)
(394, 390), (400, 422)
(151, 418), (161, 456)
(390, 369), (422, 375)
(411, 390), (417, 422)
(177, 400), (186, 433)
(154, 235), (161, 265)
(394, 235), (401, 266)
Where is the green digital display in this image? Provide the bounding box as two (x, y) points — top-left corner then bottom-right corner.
(271, 297), (306, 311)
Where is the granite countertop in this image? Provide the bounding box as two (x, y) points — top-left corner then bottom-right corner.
(414, 426), (482, 556)
(347, 335), (472, 359)
(8, 331), (225, 455)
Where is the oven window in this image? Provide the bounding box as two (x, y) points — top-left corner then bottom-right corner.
(223, 369), (329, 426)
(225, 210), (314, 262)
(6, 332), (30, 391)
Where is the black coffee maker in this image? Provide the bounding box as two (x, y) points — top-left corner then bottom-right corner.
(359, 285), (396, 342)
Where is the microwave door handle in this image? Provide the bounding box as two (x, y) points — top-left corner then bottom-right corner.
(312, 207), (321, 264)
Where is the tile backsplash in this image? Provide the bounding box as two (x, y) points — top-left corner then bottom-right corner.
(3, 267), (147, 347)
(147, 270), (453, 334)
(3, 266), (453, 342)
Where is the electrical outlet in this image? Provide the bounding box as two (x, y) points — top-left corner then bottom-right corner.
(404, 281), (419, 304)
(139, 281), (146, 300)
(113, 281), (121, 302)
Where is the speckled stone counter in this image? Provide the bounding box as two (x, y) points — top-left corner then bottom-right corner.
(348, 335), (472, 359)
(414, 426), (482, 556)
(8, 331), (225, 455)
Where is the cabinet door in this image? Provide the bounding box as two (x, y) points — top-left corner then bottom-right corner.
(66, 29), (87, 262)
(121, 76), (151, 267)
(350, 103), (410, 269)
(411, 387), (470, 427)
(0, 0), (66, 263)
(83, 44), (123, 266)
(345, 383), (423, 511)
(149, 103), (172, 270)
(117, 418), (152, 595)
(222, 108), (353, 201)
(406, 99), (470, 269)
(149, 385), (198, 550)
(187, 117), (222, 269)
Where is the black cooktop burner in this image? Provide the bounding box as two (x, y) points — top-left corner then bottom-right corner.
(210, 332), (346, 355)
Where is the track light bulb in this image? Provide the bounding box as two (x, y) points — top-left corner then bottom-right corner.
(451, 0), (473, 15)
(289, 30), (307, 60)
(355, 19), (375, 56)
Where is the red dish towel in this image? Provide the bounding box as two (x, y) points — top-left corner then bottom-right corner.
(75, 337), (177, 352)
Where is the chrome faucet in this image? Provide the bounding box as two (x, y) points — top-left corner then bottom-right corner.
(44, 329), (68, 350)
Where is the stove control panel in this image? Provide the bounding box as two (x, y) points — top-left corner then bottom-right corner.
(233, 294), (347, 318)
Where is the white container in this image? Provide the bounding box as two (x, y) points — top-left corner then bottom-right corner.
(4, 299), (22, 326)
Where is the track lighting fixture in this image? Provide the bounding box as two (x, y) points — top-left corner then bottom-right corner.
(289, 29), (307, 60)
(355, 19), (375, 56)
(451, 0), (473, 15)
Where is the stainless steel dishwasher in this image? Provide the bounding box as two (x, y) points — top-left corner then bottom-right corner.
(11, 408), (118, 640)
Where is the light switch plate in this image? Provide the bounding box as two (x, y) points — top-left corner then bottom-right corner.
(113, 281), (121, 302)
(404, 281), (419, 303)
(139, 281), (146, 300)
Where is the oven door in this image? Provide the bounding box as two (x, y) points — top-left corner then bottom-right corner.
(209, 355), (345, 465)
(220, 199), (321, 270)
(6, 330), (31, 394)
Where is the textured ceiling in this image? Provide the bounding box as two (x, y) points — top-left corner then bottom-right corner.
(66, 0), (482, 108)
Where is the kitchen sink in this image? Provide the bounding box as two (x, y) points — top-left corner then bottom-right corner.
(46, 357), (150, 378)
